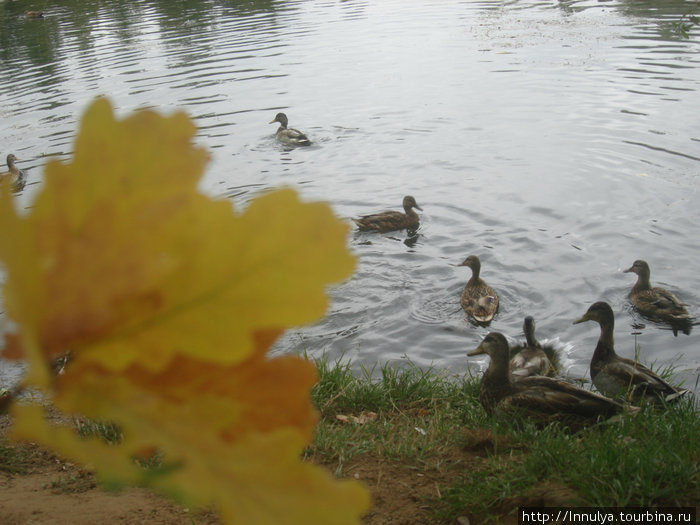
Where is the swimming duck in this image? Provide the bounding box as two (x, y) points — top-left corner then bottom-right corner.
(459, 255), (499, 324)
(573, 301), (688, 404)
(509, 316), (558, 381)
(1, 154), (27, 192)
(269, 112), (310, 146)
(353, 195), (422, 233)
(624, 259), (692, 326)
(469, 332), (627, 427)
(24, 11), (44, 18)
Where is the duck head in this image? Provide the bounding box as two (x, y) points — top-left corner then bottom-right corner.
(458, 255), (481, 273)
(573, 301), (614, 326)
(402, 195), (422, 212)
(624, 259), (650, 280)
(269, 112), (289, 128)
(468, 332), (510, 364)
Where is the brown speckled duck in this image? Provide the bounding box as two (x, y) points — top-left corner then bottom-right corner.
(469, 332), (627, 427)
(624, 260), (692, 326)
(459, 255), (499, 323)
(573, 301), (688, 404)
(1, 154), (27, 192)
(353, 195), (422, 233)
(269, 112), (311, 146)
(24, 11), (44, 18)
(509, 316), (559, 381)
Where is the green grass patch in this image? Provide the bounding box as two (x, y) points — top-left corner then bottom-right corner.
(307, 355), (700, 522)
(0, 438), (39, 474)
(306, 355), (486, 471)
(440, 399), (699, 521)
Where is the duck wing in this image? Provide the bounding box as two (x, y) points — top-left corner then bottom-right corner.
(277, 127), (311, 145)
(502, 376), (624, 420)
(461, 280), (499, 323)
(598, 357), (686, 402)
(510, 347), (551, 381)
(650, 287), (690, 315)
(633, 287), (689, 318)
(353, 211), (407, 232)
(287, 128), (310, 142)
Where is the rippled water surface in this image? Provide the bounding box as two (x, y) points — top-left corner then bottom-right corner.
(1, 0), (699, 390)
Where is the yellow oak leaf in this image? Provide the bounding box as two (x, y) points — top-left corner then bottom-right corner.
(12, 403), (369, 525)
(0, 98), (369, 524)
(0, 98), (355, 376)
(11, 332), (369, 524)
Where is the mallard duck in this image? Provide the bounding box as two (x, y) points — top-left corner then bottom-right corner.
(24, 11), (44, 18)
(269, 112), (310, 146)
(1, 154), (27, 192)
(353, 195), (422, 233)
(458, 255), (499, 323)
(624, 260), (692, 325)
(469, 332), (627, 426)
(573, 301), (688, 404)
(509, 316), (558, 381)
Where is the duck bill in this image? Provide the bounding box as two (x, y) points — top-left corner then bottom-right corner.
(415, 205), (423, 211)
(268, 119), (277, 124)
(572, 314), (589, 325)
(623, 266), (633, 273)
(467, 345), (486, 357)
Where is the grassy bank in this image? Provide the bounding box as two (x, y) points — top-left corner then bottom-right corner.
(305, 356), (700, 523)
(1, 357), (698, 524)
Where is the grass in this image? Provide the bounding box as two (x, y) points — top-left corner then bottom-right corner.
(306, 355), (700, 522)
(0, 438), (38, 474)
(306, 356), (486, 469)
(2, 355), (697, 523)
(440, 400), (700, 519)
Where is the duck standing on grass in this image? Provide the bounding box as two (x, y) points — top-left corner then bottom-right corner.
(353, 195), (422, 233)
(573, 301), (688, 404)
(458, 255), (499, 324)
(1, 154), (27, 192)
(469, 332), (628, 427)
(269, 112), (311, 146)
(510, 316), (558, 381)
(624, 259), (693, 335)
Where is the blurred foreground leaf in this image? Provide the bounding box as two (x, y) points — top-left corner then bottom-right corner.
(0, 98), (368, 524)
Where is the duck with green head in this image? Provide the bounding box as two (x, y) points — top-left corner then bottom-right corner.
(469, 332), (627, 427)
(573, 301), (688, 404)
(269, 112), (311, 146)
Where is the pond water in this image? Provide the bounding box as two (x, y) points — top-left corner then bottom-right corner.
(1, 0), (699, 392)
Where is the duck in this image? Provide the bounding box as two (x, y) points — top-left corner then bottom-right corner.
(458, 255), (499, 324)
(24, 11), (44, 18)
(573, 301), (688, 404)
(624, 259), (692, 328)
(469, 332), (628, 427)
(269, 112), (311, 146)
(353, 195), (422, 233)
(1, 154), (27, 192)
(509, 316), (559, 381)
